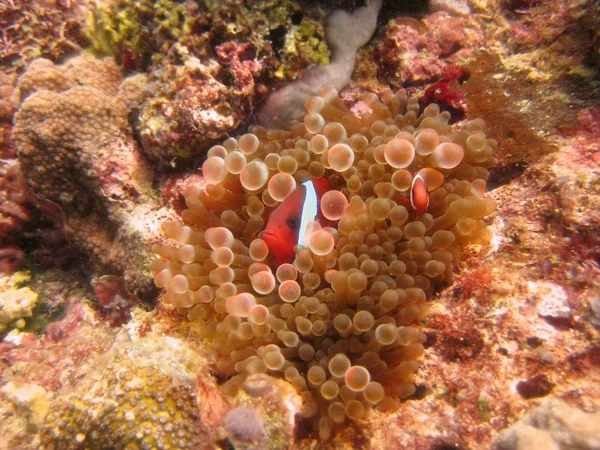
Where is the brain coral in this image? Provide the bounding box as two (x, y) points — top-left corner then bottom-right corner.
(12, 55), (173, 297)
(152, 87), (497, 437)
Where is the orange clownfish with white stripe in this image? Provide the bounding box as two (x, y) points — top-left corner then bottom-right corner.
(262, 178), (331, 265)
(410, 173), (429, 216)
(393, 171), (434, 216)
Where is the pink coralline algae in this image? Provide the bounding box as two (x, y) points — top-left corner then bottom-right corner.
(419, 66), (471, 123)
(373, 12), (483, 89)
(138, 38), (273, 169)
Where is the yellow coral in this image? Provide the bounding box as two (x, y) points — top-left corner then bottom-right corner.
(37, 336), (224, 449)
(0, 271), (38, 332)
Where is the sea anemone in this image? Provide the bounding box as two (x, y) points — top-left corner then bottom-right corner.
(151, 87), (497, 437)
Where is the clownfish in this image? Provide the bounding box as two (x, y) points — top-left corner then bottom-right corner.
(262, 178), (330, 265)
(410, 173), (429, 216)
(395, 173), (430, 216)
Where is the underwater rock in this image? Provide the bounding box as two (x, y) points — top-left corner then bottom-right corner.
(493, 399), (600, 450)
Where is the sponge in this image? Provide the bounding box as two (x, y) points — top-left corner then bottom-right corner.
(258, 0), (382, 126)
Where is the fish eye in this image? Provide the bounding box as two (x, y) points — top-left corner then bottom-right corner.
(287, 217), (299, 229)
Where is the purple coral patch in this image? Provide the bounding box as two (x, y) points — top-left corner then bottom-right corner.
(225, 407), (265, 441)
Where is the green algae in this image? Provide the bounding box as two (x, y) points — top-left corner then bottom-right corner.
(86, 0), (329, 77)
(276, 17), (330, 79)
(86, 0), (188, 68)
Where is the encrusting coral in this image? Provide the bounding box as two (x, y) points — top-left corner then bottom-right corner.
(152, 86), (497, 437)
(36, 336), (226, 450)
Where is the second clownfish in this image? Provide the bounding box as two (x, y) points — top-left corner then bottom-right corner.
(410, 173), (429, 216)
(394, 173), (430, 216)
(262, 178), (330, 265)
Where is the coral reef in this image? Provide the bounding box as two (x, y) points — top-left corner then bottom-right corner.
(0, 0), (599, 448)
(87, 0), (333, 169)
(36, 335), (226, 449)
(373, 12), (483, 89)
(0, 0), (91, 77)
(12, 54), (174, 297)
(152, 87), (497, 436)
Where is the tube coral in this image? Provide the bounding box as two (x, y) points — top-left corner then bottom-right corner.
(152, 87), (497, 437)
